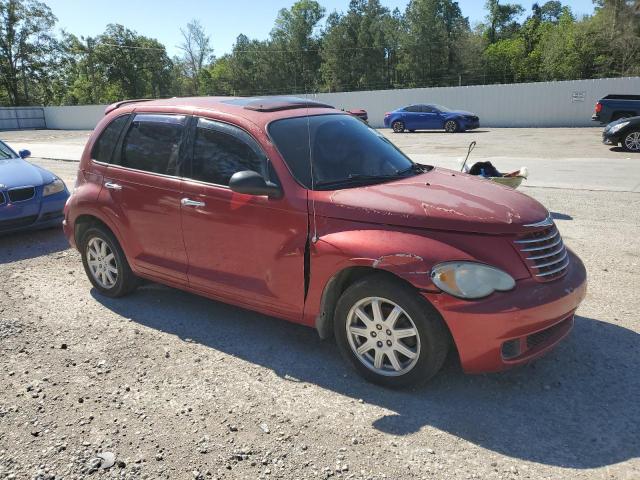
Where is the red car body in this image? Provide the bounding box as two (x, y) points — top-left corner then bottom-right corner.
(63, 96), (587, 376)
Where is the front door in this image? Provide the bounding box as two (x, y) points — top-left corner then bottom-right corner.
(103, 113), (189, 284)
(180, 118), (308, 320)
(419, 105), (443, 129)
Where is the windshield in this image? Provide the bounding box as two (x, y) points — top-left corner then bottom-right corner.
(0, 141), (17, 160)
(269, 114), (420, 190)
(432, 104), (451, 112)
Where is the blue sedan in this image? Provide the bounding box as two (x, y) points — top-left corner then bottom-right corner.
(383, 104), (480, 133)
(0, 140), (69, 235)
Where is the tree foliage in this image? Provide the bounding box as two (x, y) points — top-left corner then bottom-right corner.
(0, 0), (639, 106)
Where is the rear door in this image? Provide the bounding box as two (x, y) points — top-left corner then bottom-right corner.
(102, 113), (189, 285)
(180, 117), (308, 320)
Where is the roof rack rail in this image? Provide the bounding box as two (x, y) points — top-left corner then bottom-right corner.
(104, 98), (156, 115)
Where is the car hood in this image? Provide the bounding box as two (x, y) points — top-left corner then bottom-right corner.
(447, 110), (476, 117)
(0, 158), (53, 189)
(605, 116), (640, 129)
(313, 168), (548, 235)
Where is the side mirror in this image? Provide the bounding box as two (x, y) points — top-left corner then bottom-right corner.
(229, 170), (282, 199)
(18, 149), (31, 159)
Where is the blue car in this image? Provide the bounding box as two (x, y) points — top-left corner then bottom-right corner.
(0, 140), (69, 235)
(383, 104), (480, 133)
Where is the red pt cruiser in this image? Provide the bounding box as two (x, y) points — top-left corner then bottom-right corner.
(63, 96), (587, 387)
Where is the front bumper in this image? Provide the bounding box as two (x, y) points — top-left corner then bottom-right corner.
(424, 249), (587, 373)
(0, 190), (69, 235)
(602, 130), (622, 145)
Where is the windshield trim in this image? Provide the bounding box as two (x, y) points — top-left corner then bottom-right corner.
(266, 113), (419, 191)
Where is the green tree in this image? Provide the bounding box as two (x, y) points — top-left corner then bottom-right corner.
(484, 0), (524, 43)
(321, 0), (399, 91)
(400, 0), (469, 87)
(270, 0), (325, 92)
(0, 0), (57, 105)
(178, 20), (214, 95)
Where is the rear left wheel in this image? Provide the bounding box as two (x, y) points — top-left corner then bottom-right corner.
(334, 274), (450, 388)
(392, 121), (405, 133)
(81, 225), (139, 297)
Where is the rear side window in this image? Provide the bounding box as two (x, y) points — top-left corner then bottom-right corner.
(189, 118), (267, 186)
(91, 115), (129, 163)
(119, 114), (185, 175)
(404, 105), (420, 112)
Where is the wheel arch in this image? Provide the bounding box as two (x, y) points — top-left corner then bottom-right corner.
(315, 266), (424, 340)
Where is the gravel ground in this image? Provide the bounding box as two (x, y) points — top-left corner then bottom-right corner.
(1, 129), (639, 480)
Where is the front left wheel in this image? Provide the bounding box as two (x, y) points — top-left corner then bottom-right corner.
(444, 120), (459, 133)
(623, 130), (640, 152)
(334, 274), (450, 388)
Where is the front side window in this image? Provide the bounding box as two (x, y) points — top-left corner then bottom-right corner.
(119, 114), (185, 175)
(91, 115), (130, 163)
(189, 118), (267, 186)
(269, 114), (420, 190)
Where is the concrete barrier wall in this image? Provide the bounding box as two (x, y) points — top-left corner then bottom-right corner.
(43, 105), (107, 130)
(39, 76), (640, 130)
(314, 77), (640, 128)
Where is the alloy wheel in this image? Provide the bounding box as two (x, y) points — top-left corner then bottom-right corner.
(345, 297), (421, 376)
(445, 120), (457, 133)
(392, 121), (404, 133)
(86, 237), (118, 289)
(624, 131), (640, 152)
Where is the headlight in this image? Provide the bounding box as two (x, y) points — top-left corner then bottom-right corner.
(43, 178), (66, 197)
(430, 261), (515, 299)
(609, 121), (629, 134)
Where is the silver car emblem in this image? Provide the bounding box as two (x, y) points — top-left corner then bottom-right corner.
(524, 214), (554, 228)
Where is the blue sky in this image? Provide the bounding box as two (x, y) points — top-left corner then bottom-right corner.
(45, 0), (597, 57)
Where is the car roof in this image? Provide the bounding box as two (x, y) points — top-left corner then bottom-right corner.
(106, 96), (340, 129)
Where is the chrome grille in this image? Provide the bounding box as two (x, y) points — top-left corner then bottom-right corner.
(514, 223), (569, 281)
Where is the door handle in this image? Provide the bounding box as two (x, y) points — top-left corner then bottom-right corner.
(181, 198), (206, 207)
(104, 182), (122, 190)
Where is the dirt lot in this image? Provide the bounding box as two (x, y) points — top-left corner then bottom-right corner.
(1, 128), (639, 480)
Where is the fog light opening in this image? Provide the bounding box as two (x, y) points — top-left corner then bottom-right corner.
(501, 339), (521, 360)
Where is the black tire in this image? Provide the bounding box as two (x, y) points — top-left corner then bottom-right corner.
(409, 129), (416, 133)
(80, 225), (139, 298)
(392, 121), (405, 133)
(444, 120), (459, 133)
(622, 129), (640, 152)
(334, 274), (450, 388)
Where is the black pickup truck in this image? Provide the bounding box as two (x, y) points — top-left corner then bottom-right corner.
(592, 94), (640, 124)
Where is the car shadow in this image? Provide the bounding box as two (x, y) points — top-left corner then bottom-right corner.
(401, 130), (490, 134)
(92, 283), (639, 469)
(0, 227), (69, 264)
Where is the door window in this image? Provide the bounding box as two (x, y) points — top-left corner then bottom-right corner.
(189, 118), (268, 186)
(91, 115), (130, 163)
(421, 105), (436, 113)
(404, 105), (421, 113)
(119, 114), (186, 175)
